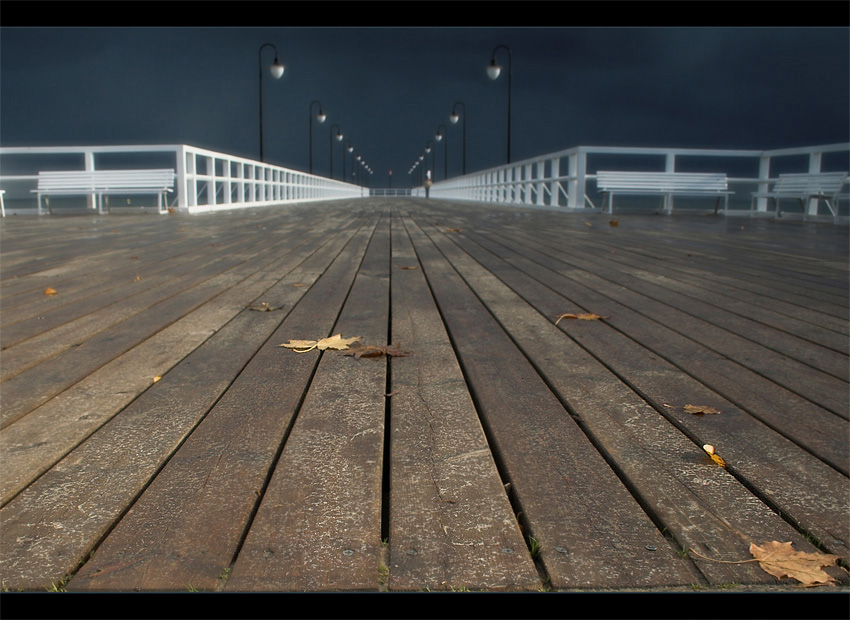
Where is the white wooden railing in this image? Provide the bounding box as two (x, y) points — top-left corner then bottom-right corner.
(413, 143), (849, 221)
(0, 144), (365, 215)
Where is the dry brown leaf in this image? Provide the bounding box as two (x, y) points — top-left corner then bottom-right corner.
(554, 313), (608, 325)
(345, 343), (412, 359)
(684, 404), (721, 415)
(702, 444), (726, 468)
(249, 302), (280, 312)
(399, 266), (419, 270)
(44, 287), (58, 296)
(749, 541), (840, 587)
(444, 228), (461, 232)
(280, 334), (361, 353)
(609, 219), (619, 227)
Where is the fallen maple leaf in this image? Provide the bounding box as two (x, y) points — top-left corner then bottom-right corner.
(249, 302), (280, 312)
(749, 541), (840, 587)
(554, 313), (608, 325)
(703, 444), (726, 468)
(609, 219), (619, 227)
(444, 228), (461, 232)
(280, 334), (361, 353)
(44, 287), (58, 296)
(344, 343), (412, 359)
(684, 404), (721, 415)
(398, 266), (419, 270)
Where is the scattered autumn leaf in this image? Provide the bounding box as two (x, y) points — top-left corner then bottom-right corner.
(44, 287), (58, 296)
(398, 266), (419, 270)
(584, 221), (593, 227)
(703, 444), (726, 468)
(749, 541), (840, 587)
(609, 219), (619, 227)
(134, 273), (141, 282)
(153, 375), (162, 383)
(554, 313), (608, 325)
(344, 343), (412, 359)
(292, 282), (305, 287)
(280, 334), (361, 353)
(249, 302), (280, 312)
(444, 228), (461, 232)
(684, 404), (721, 415)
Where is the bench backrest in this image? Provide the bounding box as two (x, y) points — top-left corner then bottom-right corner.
(773, 172), (847, 195)
(596, 171), (728, 191)
(37, 169), (175, 191)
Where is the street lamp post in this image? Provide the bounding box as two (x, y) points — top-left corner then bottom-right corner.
(487, 44), (512, 164)
(343, 141), (353, 183)
(258, 43), (285, 163)
(309, 100), (326, 175)
(450, 101), (466, 176)
(435, 124), (448, 181)
(329, 124), (343, 180)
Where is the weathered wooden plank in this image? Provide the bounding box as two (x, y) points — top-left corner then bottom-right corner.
(400, 211), (699, 589)
(410, 210), (849, 584)
(460, 224), (850, 472)
(1, 209), (378, 590)
(67, 212), (381, 592)
(226, 211), (391, 591)
(416, 206), (849, 562)
(481, 226), (849, 417)
(0, 213), (370, 505)
(385, 211), (540, 591)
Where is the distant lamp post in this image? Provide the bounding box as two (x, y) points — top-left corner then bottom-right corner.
(258, 43), (285, 163)
(309, 100), (326, 174)
(450, 101), (466, 175)
(344, 141), (353, 183)
(435, 124), (447, 180)
(487, 44), (512, 164)
(329, 124), (343, 180)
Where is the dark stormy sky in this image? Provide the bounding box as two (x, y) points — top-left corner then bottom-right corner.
(1, 5), (848, 187)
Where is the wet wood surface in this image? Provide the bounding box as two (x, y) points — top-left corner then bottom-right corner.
(1, 199), (847, 593)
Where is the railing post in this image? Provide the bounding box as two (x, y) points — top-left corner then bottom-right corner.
(806, 150), (823, 218)
(755, 155), (770, 213)
(535, 160), (545, 206)
(568, 151), (587, 209)
(664, 153), (676, 213)
(549, 157), (559, 207)
(84, 150), (97, 211)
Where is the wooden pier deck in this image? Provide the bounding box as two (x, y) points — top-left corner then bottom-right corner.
(1, 198), (848, 601)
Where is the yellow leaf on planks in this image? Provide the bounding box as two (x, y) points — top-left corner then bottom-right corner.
(280, 334), (361, 353)
(44, 287), (58, 296)
(749, 541), (840, 587)
(684, 404), (721, 415)
(554, 313), (608, 325)
(703, 444), (726, 468)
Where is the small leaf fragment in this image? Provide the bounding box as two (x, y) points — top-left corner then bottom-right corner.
(609, 219), (619, 227)
(249, 302), (280, 312)
(444, 228), (461, 233)
(749, 541), (839, 587)
(554, 313), (608, 325)
(703, 444), (726, 467)
(684, 404), (721, 415)
(44, 287), (58, 296)
(153, 375), (162, 383)
(398, 266), (419, 270)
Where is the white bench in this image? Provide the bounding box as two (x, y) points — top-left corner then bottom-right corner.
(596, 171), (732, 214)
(33, 169), (175, 215)
(750, 172), (847, 221)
